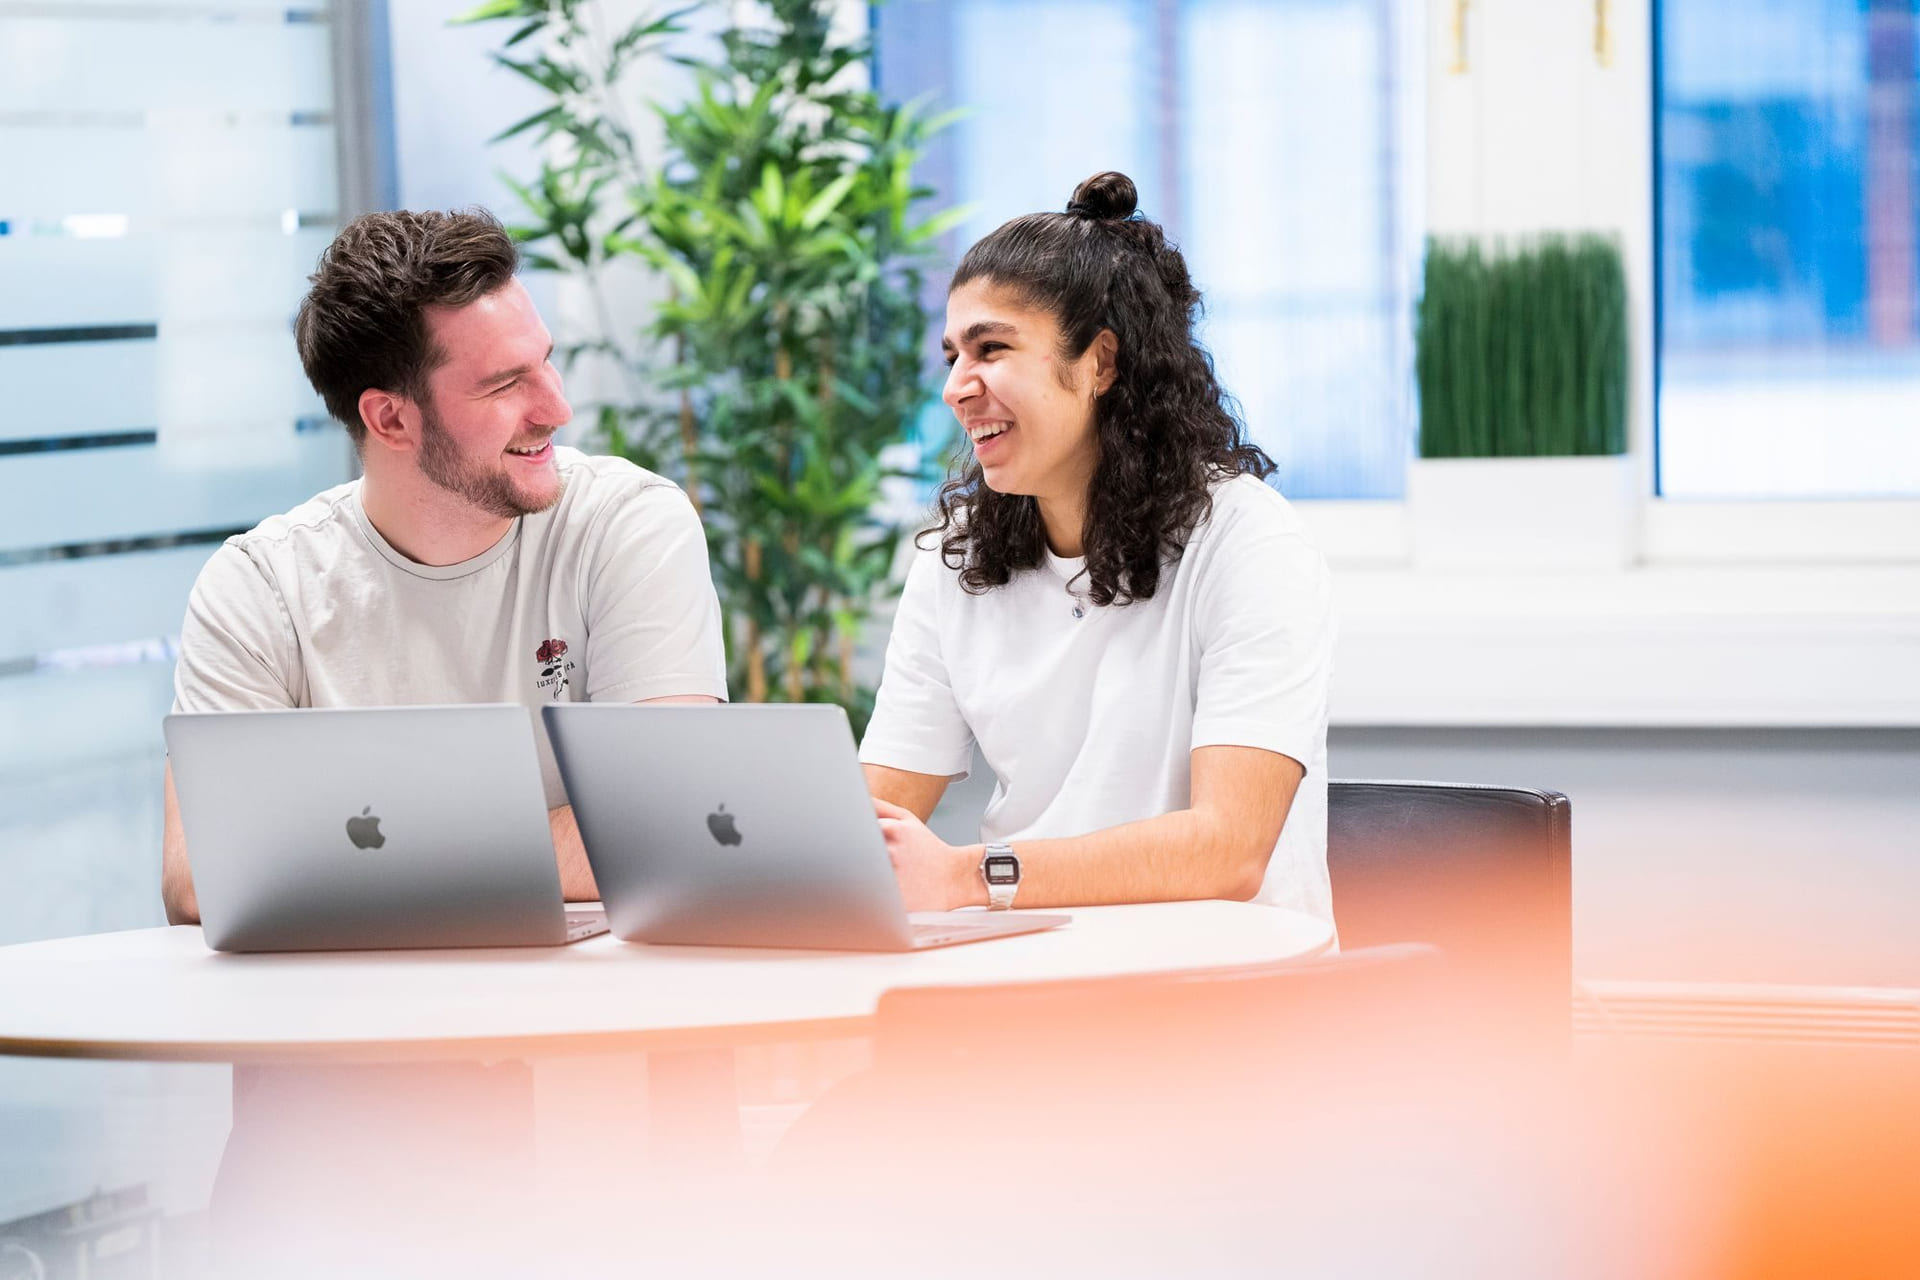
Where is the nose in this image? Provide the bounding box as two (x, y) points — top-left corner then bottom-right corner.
(535, 359), (571, 428)
(942, 357), (978, 411)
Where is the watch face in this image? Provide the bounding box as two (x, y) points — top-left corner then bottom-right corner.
(984, 854), (1019, 886)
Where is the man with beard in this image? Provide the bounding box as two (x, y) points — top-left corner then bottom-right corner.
(161, 208), (725, 924)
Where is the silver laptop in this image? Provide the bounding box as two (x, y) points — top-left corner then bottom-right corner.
(543, 703), (1069, 951)
(164, 705), (608, 952)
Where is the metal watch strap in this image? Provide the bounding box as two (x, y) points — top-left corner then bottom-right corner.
(982, 842), (1019, 910)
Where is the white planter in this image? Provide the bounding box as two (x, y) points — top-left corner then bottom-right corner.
(1406, 455), (1638, 570)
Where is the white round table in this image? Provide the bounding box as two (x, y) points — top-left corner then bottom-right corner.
(0, 901), (1334, 1063)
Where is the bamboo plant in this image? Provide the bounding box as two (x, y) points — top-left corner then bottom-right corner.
(458, 0), (963, 731)
(1415, 235), (1628, 458)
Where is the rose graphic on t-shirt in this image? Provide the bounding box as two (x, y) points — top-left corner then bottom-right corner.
(535, 638), (574, 698)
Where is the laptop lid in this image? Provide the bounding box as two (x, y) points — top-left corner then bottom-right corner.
(165, 705), (573, 952)
(544, 703), (920, 950)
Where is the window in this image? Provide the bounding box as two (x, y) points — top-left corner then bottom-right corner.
(1658, 0), (1920, 499)
(875, 0), (1419, 499)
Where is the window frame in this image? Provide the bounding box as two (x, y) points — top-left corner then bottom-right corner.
(1299, 0), (1920, 571)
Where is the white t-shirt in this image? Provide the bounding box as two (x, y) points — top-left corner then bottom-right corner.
(173, 447), (728, 807)
(859, 472), (1335, 922)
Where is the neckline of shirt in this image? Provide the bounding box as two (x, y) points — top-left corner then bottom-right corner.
(351, 487), (526, 581)
(1043, 546), (1087, 590)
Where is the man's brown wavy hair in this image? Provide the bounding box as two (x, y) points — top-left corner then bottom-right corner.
(925, 171), (1275, 606)
(294, 208), (519, 444)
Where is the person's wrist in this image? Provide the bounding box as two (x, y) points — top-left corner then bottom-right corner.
(954, 843), (989, 910)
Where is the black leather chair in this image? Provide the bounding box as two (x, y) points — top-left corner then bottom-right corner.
(1328, 780), (1572, 1036)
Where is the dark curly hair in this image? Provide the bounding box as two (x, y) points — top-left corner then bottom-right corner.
(294, 208), (519, 444)
(926, 171), (1274, 606)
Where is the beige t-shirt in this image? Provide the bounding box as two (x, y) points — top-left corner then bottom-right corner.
(173, 447), (728, 807)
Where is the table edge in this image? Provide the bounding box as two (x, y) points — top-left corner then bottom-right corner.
(0, 1014), (880, 1065)
(0, 909), (1337, 1064)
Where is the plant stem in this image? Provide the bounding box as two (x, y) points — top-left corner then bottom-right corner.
(744, 538), (767, 702)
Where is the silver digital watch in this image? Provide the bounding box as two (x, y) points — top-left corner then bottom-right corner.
(981, 843), (1020, 910)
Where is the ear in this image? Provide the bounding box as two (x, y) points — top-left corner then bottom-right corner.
(357, 386), (419, 454)
(1089, 329), (1119, 396)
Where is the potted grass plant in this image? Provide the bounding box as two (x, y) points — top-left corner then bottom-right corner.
(1411, 234), (1633, 568)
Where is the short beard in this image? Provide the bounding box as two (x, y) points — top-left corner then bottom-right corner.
(416, 401), (559, 520)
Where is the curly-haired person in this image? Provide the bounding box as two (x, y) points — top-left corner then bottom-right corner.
(860, 172), (1336, 924)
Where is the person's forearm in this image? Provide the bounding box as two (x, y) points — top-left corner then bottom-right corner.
(548, 804), (602, 901)
(945, 807), (1271, 910)
(161, 764), (200, 925)
(161, 865), (199, 925)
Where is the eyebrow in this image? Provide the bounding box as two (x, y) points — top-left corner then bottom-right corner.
(475, 344), (555, 391)
(940, 320), (1019, 353)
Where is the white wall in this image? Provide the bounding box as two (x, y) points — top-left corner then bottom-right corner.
(385, 0), (546, 217)
(384, 0), (565, 330)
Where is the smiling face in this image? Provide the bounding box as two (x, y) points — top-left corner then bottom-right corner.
(941, 280), (1111, 510)
(412, 278), (570, 518)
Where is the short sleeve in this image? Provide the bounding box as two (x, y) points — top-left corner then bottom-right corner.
(173, 543), (301, 713)
(580, 482), (729, 703)
(1188, 521), (1334, 770)
(858, 545), (975, 779)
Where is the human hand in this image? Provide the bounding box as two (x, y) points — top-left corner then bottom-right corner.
(872, 798), (981, 912)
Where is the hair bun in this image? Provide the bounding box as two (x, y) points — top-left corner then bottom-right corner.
(1065, 171), (1138, 221)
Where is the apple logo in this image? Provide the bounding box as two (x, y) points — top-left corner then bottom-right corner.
(345, 806), (386, 850)
(706, 804), (742, 847)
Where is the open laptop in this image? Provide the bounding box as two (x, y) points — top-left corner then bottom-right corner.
(164, 705), (607, 952)
(543, 703), (1069, 951)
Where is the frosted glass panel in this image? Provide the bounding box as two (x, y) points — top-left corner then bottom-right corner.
(0, 4), (358, 1236)
(0, 239), (158, 328)
(0, 430), (348, 551)
(151, 228), (337, 328)
(0, 17), (333, 114)
(156, 327), (329, 450)
(0, 546), (215, 660)
(0, 343), (156, 442)
(1, 0), (352, 665)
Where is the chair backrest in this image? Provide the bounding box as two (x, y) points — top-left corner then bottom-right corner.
(1327, 780), (1571, 1029)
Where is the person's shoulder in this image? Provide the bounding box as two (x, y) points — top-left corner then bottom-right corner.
(226, 478), (363, 555)
(1183, 472), (1331, 606)
(201, 479), (363, 597)
(185, 485), (357, 622)
(557, 447), (681, 498)
(553, 447), (695, 524)
(903, 526), (969, 589)
(1198, 471), (1317, 545)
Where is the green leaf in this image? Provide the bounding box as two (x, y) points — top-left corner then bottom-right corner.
(758, 161), (786, 222)
(905, 203), (975, 246)
(798, 170), (858, 231)
(451, 0), (535, 26)
(503, 18), (545, 48)
(491, 103), (566, 144)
